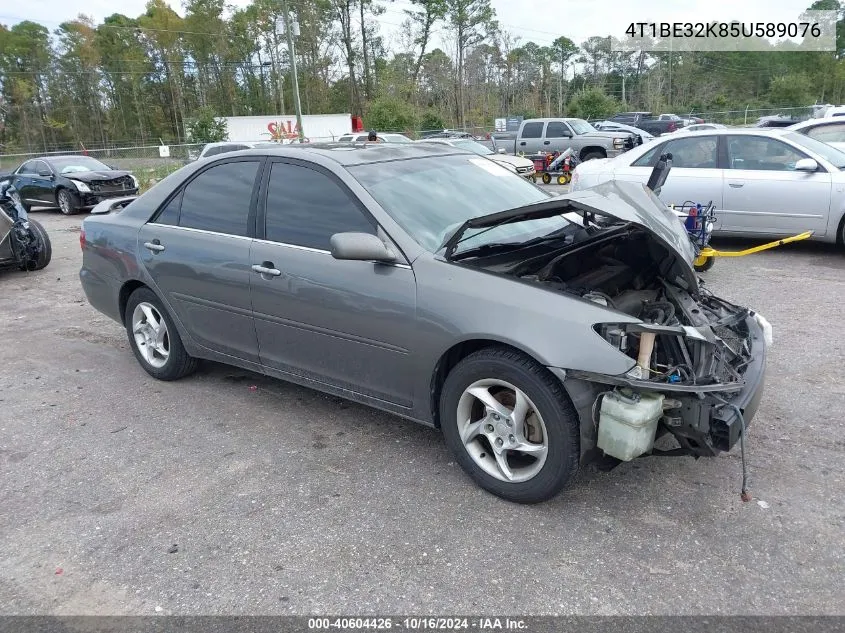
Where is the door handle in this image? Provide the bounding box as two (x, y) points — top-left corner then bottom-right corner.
(728, 182), (744, 188)
(143, 241), (165, 252)
(543, 140), (550, 145)
(252, 263), (281, 277)
(519, 141), (526, 145)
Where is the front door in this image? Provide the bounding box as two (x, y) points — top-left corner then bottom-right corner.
(138, 158), (262, 363)
(249, 160), (417, 407)
(720, 135), (831, 236)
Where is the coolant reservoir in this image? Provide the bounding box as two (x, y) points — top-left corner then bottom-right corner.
(597, 390), (665, 461)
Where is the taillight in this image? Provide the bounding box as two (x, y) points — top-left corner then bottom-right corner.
(668, 122), (677, 131)
(79, 228), (85, 250)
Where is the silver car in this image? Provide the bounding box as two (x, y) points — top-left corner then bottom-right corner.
(80, 144), (768, 503)
(571, 128), (845, 244)
(786, 118), (845, 152)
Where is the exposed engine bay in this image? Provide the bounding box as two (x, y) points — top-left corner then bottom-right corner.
(460, 219), (768, 463)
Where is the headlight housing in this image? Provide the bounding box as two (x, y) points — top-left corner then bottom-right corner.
(130, 175), (140, 189)
(69, 179), (90, 193)
(613, 138), (625, 148)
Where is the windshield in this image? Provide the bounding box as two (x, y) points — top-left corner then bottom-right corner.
(569, 119), (595, 135)
(783, 132), (845, 169)
(48, 156), (111, 174)
(452, 139), (493, 155)
(348, 154), (562, 253)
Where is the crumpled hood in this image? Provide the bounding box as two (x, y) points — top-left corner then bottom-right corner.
(62, 170), (131, 182)
(559, 181), (698, 288)
(443, 179), (698, 291)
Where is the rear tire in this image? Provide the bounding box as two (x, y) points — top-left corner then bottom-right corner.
(57, 188), (81, 215)
(541, 173), (551, 184)
(124, 287), (198, 381)
(439, 346), (580, 504)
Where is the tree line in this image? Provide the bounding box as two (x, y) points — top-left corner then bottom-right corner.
(2, 0), (845, 152)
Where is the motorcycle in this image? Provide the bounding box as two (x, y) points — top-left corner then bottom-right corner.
(0, 181), (52, 272)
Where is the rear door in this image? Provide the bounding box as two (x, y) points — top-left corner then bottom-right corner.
(516, 121), (545, 154)
(13, 161), (37, 204)
(720, 134), (831, 235)
(138, 157), (262, 362)
(612, 135), (724, 212)
(30, 160), (55, 204)
(249, 159), (417, 407)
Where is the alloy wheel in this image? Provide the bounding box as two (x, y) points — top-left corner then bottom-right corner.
(58, 190), (72, 214)
(131, 302), (170, 368)
(456, 379), (548, 483)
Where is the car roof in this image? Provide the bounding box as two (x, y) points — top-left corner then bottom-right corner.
(787, 118), (840, 130)
(226, 142), (467, 166)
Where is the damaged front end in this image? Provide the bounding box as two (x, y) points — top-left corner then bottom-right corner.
(0, 184), (51, 272)
(448, 179), (769, 465)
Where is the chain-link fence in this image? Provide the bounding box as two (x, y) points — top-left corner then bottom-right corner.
(674, 105), (817, 125)
(0, 143), (206, 189)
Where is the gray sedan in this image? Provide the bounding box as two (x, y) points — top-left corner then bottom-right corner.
(80, 144), (768, 503)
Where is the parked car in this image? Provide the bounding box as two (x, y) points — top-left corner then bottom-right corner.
(421, 130), (475, 139)
(786, 118), (845, 152)
(663, 123), (728, 135)
(755, 115), (800, 128)
(610, 112), (679, 136)
(80, 143), (768, 504)
(193, 141), (283, 161)
(337, 132), (413, 143)
(592, 120), (654, 143)
(570, 128), (845, 245)
(1, 155), (139, 215)
(417, 137), (536, 178)
(660, 114), (704, 126)
(496, 118), (637, 160)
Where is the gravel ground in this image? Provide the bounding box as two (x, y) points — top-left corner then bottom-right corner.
(0, 208), (843, 616)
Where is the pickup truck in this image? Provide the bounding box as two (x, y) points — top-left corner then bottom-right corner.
(492, 117), (638, 161)
(610, 112), (679, 136)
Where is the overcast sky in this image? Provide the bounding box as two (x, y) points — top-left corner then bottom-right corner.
(0, 0), (824, 51)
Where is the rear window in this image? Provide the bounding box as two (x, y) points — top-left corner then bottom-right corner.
(521, 122), (544, 138)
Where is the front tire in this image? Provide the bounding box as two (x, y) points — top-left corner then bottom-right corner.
(125, 287), (197, 381)
(57, 188), (81, 215)
(22, 219), (51, 270)
(439, 347), (580, 504)
(580, 151), (605, 162)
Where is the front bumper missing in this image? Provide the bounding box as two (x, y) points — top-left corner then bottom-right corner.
(553, 314), (768, 460)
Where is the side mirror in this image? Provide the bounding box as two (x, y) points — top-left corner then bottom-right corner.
(330, 232), (396, 262)
(38, 169), (52, 177)
(794, 158), (818, 172)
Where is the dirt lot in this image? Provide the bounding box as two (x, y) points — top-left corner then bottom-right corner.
(1, 209), (843, 615)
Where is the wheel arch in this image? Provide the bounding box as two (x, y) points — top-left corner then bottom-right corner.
(118, 279), (150, 323)
(428, 338), (556, 428)
(579, 146), (607, 160)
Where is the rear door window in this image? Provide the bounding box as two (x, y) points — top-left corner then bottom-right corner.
(804, 123), (845, 143)
(520, 122), (544, 138)
(632, 136), (718, 168)
(174, 160), (261, 236)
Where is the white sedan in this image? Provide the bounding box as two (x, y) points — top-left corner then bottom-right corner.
(570, 128), (845, 245)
